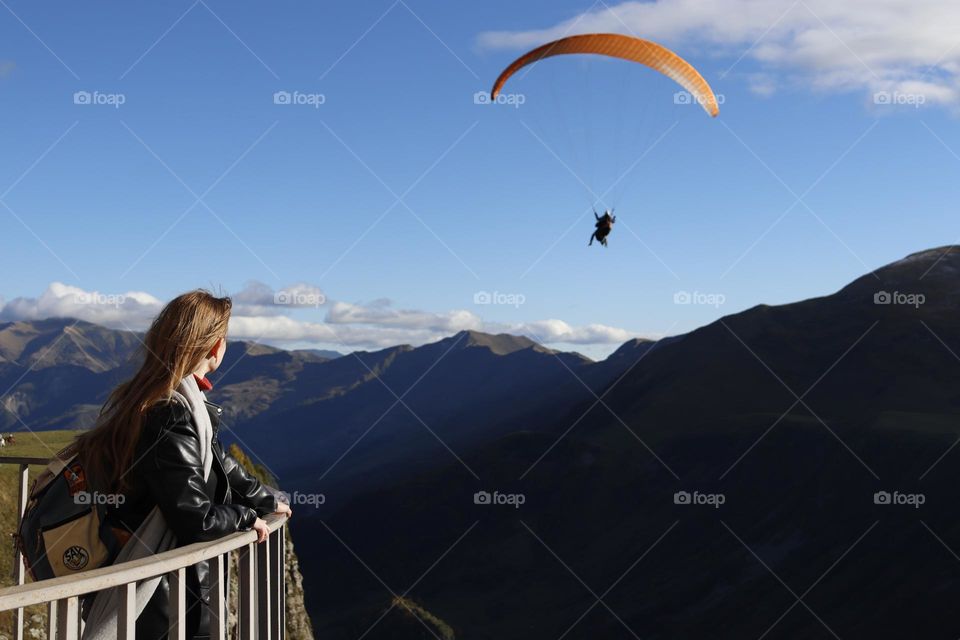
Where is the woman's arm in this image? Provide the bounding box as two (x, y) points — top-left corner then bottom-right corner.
(137, 402), (258, 543)
(219, 449), (279, 516)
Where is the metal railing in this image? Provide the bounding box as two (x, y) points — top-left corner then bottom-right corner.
(0, 456), (287, 640)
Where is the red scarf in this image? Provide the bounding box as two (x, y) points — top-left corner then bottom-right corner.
(193, 374), (213, 392)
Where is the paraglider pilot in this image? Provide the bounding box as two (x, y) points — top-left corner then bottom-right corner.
(589, 208), (616, 247)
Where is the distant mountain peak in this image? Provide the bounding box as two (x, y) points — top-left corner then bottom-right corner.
(837, 245), (960, 301)
(0, 316), (143, 372)
(290, 348), (343, 360)
(871, 245), (960, 279)
(447, 330), (547, 356)
(610, 337), (655, 356)
(897, 245), (960, 265)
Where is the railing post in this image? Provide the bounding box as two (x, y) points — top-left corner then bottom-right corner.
(118, 582), (136, 640)
(256, 536), (272, 640)
(278, 525), (286, 640)
(270, 528), (282, 640)
(47, 600), (58, 640)
(209, 554), (226, 640)
(14, 463), (29, 640)
(55, 597), (79, 640)
(169, 567), (187, 640)
(237, 543), (255, 640)
(224, 549), (231, 639)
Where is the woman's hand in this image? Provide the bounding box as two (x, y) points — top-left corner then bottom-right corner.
(275, 502), (293, 519)
(252, 517), (269, 543)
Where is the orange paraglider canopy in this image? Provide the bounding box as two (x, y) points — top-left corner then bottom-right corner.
(490, 33), (719, 117)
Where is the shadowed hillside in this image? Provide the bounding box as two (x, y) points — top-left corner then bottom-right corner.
(294, 246), (960, 639)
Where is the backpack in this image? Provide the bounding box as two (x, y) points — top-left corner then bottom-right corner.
(15, 443), (130, 581)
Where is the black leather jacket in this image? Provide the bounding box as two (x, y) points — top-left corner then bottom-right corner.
(105, 396), (277, 640)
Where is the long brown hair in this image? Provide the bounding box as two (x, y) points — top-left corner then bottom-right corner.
(76, 289), (232, 493)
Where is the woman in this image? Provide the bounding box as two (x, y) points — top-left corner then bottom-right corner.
(75, 289), (292, 640)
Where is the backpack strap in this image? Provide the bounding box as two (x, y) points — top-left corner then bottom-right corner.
(29, 444), (80, 499)
(47, 455), (71, 477)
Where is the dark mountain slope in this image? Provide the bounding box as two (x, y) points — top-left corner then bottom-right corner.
(296, 247), (960, 639)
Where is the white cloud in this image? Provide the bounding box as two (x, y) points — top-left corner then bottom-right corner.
(508, 319), (637, 345)
(746, 72), (778, 97)
(477, 0), (960, 107)
(0, 283), (646, 352)
(232, 280), (328, 316)
(0, 282), (162, 329)
(230, 280), (277, 310)
(326, 300), (482, 332)
(228, 314), (449, 350)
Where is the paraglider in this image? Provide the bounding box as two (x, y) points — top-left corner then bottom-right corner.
(489, 33), (720, 250)
(589, 209), (616, 247)
(490, 33), (720, 117)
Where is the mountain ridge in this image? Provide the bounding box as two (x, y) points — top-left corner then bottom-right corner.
(290, 245), (960, 638)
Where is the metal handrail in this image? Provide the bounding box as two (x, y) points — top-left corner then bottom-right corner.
(0, 513), (287, 610)
(0, 455), (288, 640)
(0, 456), (51, 466)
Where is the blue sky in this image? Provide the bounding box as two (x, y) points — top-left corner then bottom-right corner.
(2, 0), (959, 359)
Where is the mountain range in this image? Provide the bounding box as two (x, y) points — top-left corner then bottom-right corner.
(2, 246), (959, 638)
(292, 246), (960, 638)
